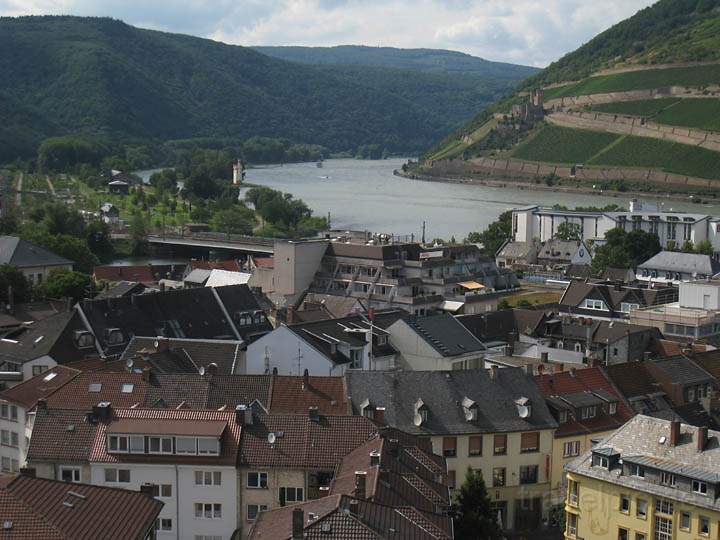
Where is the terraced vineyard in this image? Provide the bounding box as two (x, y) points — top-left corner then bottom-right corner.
(588, 135), (720, 179)
(512, 125), (620, 164)
(591, 98), (720, 132)
(591, 98), (681, 117)
(544, 64), (720, 100)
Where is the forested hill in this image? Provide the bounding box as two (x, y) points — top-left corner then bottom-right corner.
(252, 45), (539, 79)
(0, 16), (533, 164)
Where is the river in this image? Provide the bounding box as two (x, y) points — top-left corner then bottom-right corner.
(241, 158), (720, 240)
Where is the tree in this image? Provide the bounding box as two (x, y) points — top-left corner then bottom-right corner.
(35, 268), (91, 301)
(452, 467), (503, 540)
(555, 222), (582, 241)
(591, 228), (661, 274)
(20, 229), (99, 274)
(130, 212), (149, 255)
(211, 207), (255, 235)
(29, 202), (86, 237)
(476, 211), (512, 256)
(0, 214), (19, 235)
(86, 220), (115, 261)
(696, 240), (713, 256)
(0, 265), (31, 305)
(681, 240), (695, 253)
(497, 298), (511, 310)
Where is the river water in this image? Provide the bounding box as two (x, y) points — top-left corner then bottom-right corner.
(242, 158), (719, 240)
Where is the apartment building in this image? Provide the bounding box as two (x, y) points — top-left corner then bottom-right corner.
(27, 404), (241, 540)
(346, 368), (558, 533)
(565, 416), (720, 540)
(637, 252), (720, 285)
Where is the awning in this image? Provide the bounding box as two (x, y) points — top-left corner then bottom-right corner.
(458, 281), (485, 290)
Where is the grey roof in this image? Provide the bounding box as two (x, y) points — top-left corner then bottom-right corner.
(497, 241), (538, 260)
(184, 268), (212, 284)
(622, 454), (720, 483)
(346, 369), (558, 436)
(651, 356), (715, 385)
(401, 314), (485, 357)
(567, 415), (720, 512)
(559, 391), (604, 408)
(638, 251), (720, 275)
(538, 239), (585, 261)
(95, 281), (147, 300)
(0, 236), (73, 268)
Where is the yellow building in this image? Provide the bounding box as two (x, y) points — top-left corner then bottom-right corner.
(565, 415), (720, 540)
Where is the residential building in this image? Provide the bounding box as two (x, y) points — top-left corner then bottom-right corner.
(0, 235), (73, 286)
(346, 368), (558, 533)
(28, 405), (241, 540)
(184, 268), (212, 287)
(93, 265), (156, 285)
(385, 313), (487, 370)
(536, 239), (593, 269)
(246, 311), (402, 375)
(565, 416), (720, 540)
(534, 366), (634, 506)
(637, 252), (720, 284)
(631, 280), (720, 345)
(0, 365), (80, 473)
(0, 472), (162, 539)
(496, 240), (540, 270)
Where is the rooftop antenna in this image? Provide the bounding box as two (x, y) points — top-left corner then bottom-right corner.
(296, 345), (304, 376)
(421, 221), (426, 245)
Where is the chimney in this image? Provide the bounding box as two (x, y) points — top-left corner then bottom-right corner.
(19, 468), (36, 478)
(355, 471), (367, 500)
(697, 426), (708, 452)
(36, 398), (47, 411)
(555, 363), (564, 374)
(206, 363), (218, 376)
(388, 438), (399, 458)
(489, 365), (498, 380)
(537, 364), (545, 375)
(507, 330), (517, 355)
(155, 337), (169, 353)
(369, 450), (381, 467)
(93, 401), (112, 422)
(141, 366), (151, 383)
(374, 407), (386, 426)
(569, 367), (577, 377)
(308, 406), (319, 422)
(235, 404), (252, 425)
(140, 483), (155, 497)
(670, 420), (681, 446)
(348, 499), (360, 517)
(287, 304), (296, 325)
(291, 508), (304, 540)
(159, 281), (166, 292)
(541, 352), (549, 363)
(272, 366), (278, 376)
(302, 368), (309, 390)
(523, 364), (534, 376)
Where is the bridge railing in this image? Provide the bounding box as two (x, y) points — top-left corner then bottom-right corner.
(151, 231), (277, 246)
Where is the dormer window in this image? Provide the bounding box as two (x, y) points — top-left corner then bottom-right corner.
(461, 397), (478, 422)
(592, 455), (609, 468)
(106, 329), (125, 346)
(74, 331), (94, 349)
(581, 406), (597, 420)
(558, 410), (568, 423)
(608, 402), (617, 416)
(376, 335), (387, 346)
(236, 312), (252, 326)
(630, 464), (645, 478)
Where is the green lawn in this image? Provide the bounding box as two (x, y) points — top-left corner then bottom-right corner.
(589, 135), (720, 179)
(544, 64), (720, 99)
(512, 125), (620, 164)
(591, 97), (681, 117)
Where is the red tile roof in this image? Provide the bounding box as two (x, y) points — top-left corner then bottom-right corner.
(45, 372), (149, 410)
(0, 365), (80, 408)
(252, 257), (273, 268)
(107, 417), (228, 437)
(238, 414), (377, 469)
(27, 409), (97, 462)
(534, 366), (634, 437)
(189, 259), (241, 272)
(93, 265), (155, 284)
(2, 474), (162, 540)
(268, 375), (350, 415)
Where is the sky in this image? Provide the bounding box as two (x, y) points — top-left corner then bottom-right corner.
(0, 0), (657, 67)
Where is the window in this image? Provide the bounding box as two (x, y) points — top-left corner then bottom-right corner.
(0, 403), (18, 421)
(121, 383), (134, 393)
(582, 298), (607, 310)
(620, 303), (640, 313)
(618, 528), (629, 540)
(581, 406), (597, 419)
(655, 499), (674, 516)
(176, 437), (196, 455)
(447, 470), (456, 489)
(693, 480), (708, 495)
(679, 512), (690, 531)
(32, 365), (48, 376)
(467, 435), (482, 456)
(247, 472), (268, 488)
(155, 518), (172, 532)
(280, 487), (304, 504)
(88, 383), (102, 393)
(609, 402), (617, 415)
(567, 513), (578, 538)
(635, 534), (645, 540)
(637, 499), (647, 519)
(660, 472), (676, 486)
(108, 435), (128, 452)
(700, 516), (710, 536)
(655, 516), (673, 540)
(60, 467), (81, 483)
(197, 438), (219, 455)
(104, 468), (130, 483)
(568, 479), (579, 506)
(150, 484), (173, 498)
(0, 457), (9, 472)
(195, 471), (222, 486)
(519, 465), (538, 485)
(129, 435), (144, 453)
(492, 468), (506, 487)
(442, 437), (457, 457)
(493, 434), (507, 455)
(149, 436), (173, 454)
(195, 503), (222, 520)
(246, 504), (267, 521)
(520, 432), (539, 453)
(1, 430), (18, 447)
(563, 441), (581, 457)
(195, 536), (223, 540)
(630, 464), (645, 478)
(620, 495), (630, 513)
(593, 454), (609, 468)
(349, 349), (362, 369)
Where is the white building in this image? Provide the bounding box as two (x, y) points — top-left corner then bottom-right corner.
(0, 235), (73, 286)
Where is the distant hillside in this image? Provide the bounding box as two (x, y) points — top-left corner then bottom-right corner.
(252, 45), (539, 79)
(0, 17), (535, 164)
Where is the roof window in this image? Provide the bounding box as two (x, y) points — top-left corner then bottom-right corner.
(88, 383), (102, 393)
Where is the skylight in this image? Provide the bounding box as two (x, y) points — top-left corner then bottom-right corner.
(88, 383), (102, 393)
(121, 384), (134, 394)
(43, 372), (57, 382)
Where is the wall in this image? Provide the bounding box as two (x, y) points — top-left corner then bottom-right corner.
(545, 85), (720, 110)
(679, 281), (720, 310)
(272, 240), (328, 296)
(21, 356), (58, 386)
(21, 264), (73, 287)
(0, 402), (25, 474)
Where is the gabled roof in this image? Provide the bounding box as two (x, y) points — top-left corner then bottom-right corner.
(346, 369), (557, 436)
(605, 362), (664, 399)
(268, 375), (350, 415)
(0, 236), (72, 268)
(27, 408), (98, 462)
(189, 259), (241, 272)
(497, 240), (538, 260)
(650, 356), (715, 385)
(0, 474), (162, 540)
(301, 293), (365, 319)
(93, 265), (155, 284)
(238, 413), (377, 469)
(457, 308), (547, 342)
(638, 251), (720, 275)
(399, 313), (485, 357)
(183, 268), (211, 284)
(0, 365), (81, 408)
(94, 281), (147, 299)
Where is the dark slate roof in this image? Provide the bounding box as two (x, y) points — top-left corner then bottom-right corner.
(638, 251), (720, 275)
(346, 369), (557, 436)
(0, 311), (90, 365)
(400, 314), (485, 357)
(605, 362), (664, 399)
(0, 236), (73, 268)
(650, 356), (715, 385)
(94, 281), (148, 299)
(559, 280), (677, 313)
(457, 309), (547, 342)
(652, 401), (720, 430)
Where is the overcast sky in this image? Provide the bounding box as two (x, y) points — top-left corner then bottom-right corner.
(0, 0), (656, 67)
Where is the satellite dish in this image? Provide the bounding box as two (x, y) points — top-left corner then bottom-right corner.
(198, 366), (205, 376)
(518, 405), (530, 419)
(267, 432), (276, 445)
(125, 358), (134, 369)
(464, 409), (475, 422)
(153, 340), (160, 348)
(413, 413), (423, 427)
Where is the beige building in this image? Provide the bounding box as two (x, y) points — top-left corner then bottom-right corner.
(346, 367), (559, 534)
